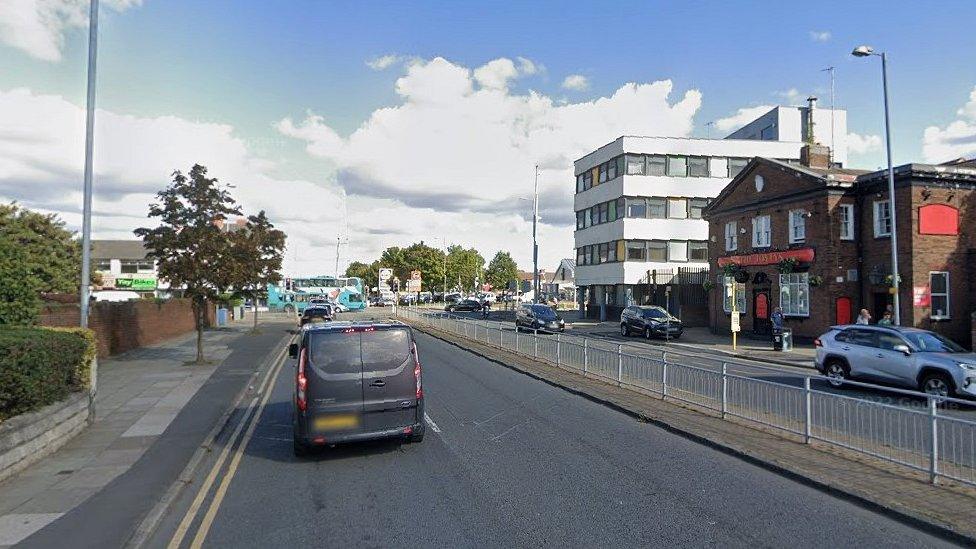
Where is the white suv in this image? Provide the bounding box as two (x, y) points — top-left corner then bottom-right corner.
(815, 325), (976, 398)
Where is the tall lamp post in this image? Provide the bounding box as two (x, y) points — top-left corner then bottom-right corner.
(852, 45), (900, 325)
(532, 165), (539, 304)
(79, 0), (99, 329)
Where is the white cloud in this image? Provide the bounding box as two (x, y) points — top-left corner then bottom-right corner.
(846, 132), (882, 155)
(775, 88), (803, 104)
(561, 74), (589, 91)
(0, 0), (142, 62)
(516, 56), (542, 76)
(922, 85), (976, 163)
(714, 105), (774, 133)
(277, 56), (702, 270)
(0, 87), (344, 274)
(809, 30), (831, 42)
(366, 54), (400, 70)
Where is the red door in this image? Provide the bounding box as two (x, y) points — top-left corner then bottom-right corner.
(753, 291), (771, 335)
(835, 297), (852, 325)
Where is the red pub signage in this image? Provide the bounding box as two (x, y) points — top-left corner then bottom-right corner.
(717, 248), (815, 268)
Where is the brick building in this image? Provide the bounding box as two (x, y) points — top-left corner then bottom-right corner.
(704, 146), (976, 347)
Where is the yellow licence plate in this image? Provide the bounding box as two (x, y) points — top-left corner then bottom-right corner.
(314, 414), (359, 430)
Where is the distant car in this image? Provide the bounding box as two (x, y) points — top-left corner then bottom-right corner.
(815, 325), (976, 398)
(446, 299), (482, 312)
(400, 294), (417, 305)
(300, 305), (334, 326)
(477, 292), (496, 303)
(418, 291), (433, 304)
(445, 292), (463, 303)
(619, 306), (682, 339)
(91, 290), (141, 302)
(515, 304), (565, 333)
(289, 321), (424, 456)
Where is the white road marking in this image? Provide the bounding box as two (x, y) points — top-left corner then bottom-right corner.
(424, 412), (442, 433)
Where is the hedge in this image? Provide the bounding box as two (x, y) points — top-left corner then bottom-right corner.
(0, 327), (95, 421)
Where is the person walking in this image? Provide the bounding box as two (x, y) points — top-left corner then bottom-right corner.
(771, 306), (785, 332)
(482, 298), (491, 319)
(856, 309), (872, 325)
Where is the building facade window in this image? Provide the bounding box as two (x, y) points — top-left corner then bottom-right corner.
(689, 198), (710, 219)
(627, 197), (647, 218)
(598, 202), (609, 224)
(577, 247), (585, 266)
(667, 156), (688, 177)
(729, 158), (750, 177)
(779, 273), (810, 316)
(607, 159), (617, 180)
(598, 243), (609, 263)
(930, 272), (950, 319)
(626, 241), (646, 261)
(838, 204), (854, 240)
(668, 241), (688, 262)
(626, 155), (645, 175)
(789, 210), (806, 243)
(599, 163), (608, 183)
(723, 276), (746, 313)
(709, 157), (729, 178)
(647, 197), (666, 218)
(647, 241), (667, 261)
(95, 259), (112, 272)
(608, 240), (618, 262)
(688, 156), (709, 177)
(646, 155), (666, 176)
(667, 198), (688, 219)
(752, 215), (771, 247)
(689, 241), (708, 261)
(873, 200), (892, 237)
(724, 221), (737, 251)
(576, 210), (585, 230)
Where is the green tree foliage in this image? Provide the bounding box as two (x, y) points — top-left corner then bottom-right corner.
(0, 327), (93, 420)
(227, 210), (287, 330)
(485, 251), (520, 291)
(0, 202), (89, 293)
(135, 165), (243, 364)
(401, 241), (446, 292)
(446, 245), (485, 292)
(0, 239), (42, 325)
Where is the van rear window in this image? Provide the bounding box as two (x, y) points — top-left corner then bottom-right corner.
(308, 332), (361, 374)
(362, 329), (411, 371)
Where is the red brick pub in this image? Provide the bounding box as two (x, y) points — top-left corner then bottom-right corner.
(703, 147), (976, 348)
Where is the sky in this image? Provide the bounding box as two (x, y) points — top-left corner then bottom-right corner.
(2, 0), (976, 278)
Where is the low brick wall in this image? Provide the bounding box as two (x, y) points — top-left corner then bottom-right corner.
(39, 299), (211, 357)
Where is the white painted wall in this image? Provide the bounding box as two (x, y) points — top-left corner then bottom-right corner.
(576, 261), (708, 286)
(725, 106), (848, 166)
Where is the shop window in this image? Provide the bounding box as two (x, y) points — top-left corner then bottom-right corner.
(752, 215), (771, 247)
(647, 241), (667, 261)
(626, 241), (646, 261)
(838, 204), (854, 240)
(918, 204), (959, 235)
(930, 272), (950, 319)
(724, 221), (737, 251)
(668, 198), (688, 219)
(667, 156), (688, 177)
(873, 200), (891, 237)
(688, 157), (709, 177)
(779, 273), (810, 317)
(689, 241), (708, 261)
(789, 210), (806, 243)
(668, 241), (688, 262)
(646, 155), (667, 176)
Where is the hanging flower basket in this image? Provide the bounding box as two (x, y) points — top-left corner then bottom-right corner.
(733, 270), (750, 283)
(809, 275), (824, 287)
(722, 263), (740, 277)
(884, 274), (901, 286)
(702, 280), (714, 292)
(776, 258), (798, 274)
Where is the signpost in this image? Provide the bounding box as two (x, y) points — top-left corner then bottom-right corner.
(729, 281), (743, 350)
(406, 270), (422, 293)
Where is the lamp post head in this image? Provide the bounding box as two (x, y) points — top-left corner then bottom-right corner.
(851, 45), (875, 57)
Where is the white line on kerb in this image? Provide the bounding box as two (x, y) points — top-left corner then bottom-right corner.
(424, 412), (442, 433)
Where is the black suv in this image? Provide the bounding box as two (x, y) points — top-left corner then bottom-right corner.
(515, 304), (565, 333)
(620, 306), (682, 339)
(300, 305), (334, 326)
(446, 299), (482, 312)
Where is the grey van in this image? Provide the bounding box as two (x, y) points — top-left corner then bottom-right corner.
(288, 321), (425, 456)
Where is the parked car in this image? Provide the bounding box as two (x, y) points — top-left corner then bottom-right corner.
(815, 325), (976, 398)
(289, 321), (424, 455)
(445, 292), (463, 303)
(619, 306), (683, 339)
(400, 294), (417, 305)
(515, 304), (565, 333)
(418, 291), (433, 304)
(299, 305), (334, 326)
(477, 292), (496, 303)
(446, 299), (482, 312)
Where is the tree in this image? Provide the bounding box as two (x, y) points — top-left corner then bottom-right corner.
(0, 238), (41, 325)
(345, 261), (372, 281)
(401, 241), (446, 292)
(135, 165), (242, 364)
(445, 245), (485, 292)
(485, 251), (520, 291)
(228, 211), (286, 331)
(0, 202), (90, 293)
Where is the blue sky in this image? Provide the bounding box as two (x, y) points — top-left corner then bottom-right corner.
(2, 0), (975, 273)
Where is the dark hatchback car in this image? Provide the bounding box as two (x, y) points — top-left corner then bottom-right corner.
(515, 304), (565, 333)
(620, 305), (682, 339)
(446, 299), (482, 312)
(299, 305), (333, 326)
(289, 322), (424, 456)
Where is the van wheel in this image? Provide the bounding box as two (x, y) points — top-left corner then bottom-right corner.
(825, 359), (849, 388)
(293, 439), (309, 458)
(620, 324), (629, 337)
(920, 372), (954, 399)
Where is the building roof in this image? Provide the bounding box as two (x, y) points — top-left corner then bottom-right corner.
(91, 240), (150, 260)
(550, 259), (575, 283)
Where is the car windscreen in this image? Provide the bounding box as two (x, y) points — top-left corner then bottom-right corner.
(903, 332), (966, 353)
(304, 307), (330, 317)
(531, 306), (557, 320)
(347, 294), (363, 303)
(361, 329), (411, 371)
(641, 307), (669, 319)
(307, 332), (361, 374)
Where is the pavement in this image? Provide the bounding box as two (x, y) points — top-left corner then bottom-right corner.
(0, 319), (292, 548)
(131, 310), (958, 547)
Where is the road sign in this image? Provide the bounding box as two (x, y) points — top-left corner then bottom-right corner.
(410, 270), (421, 281)
(406, 279), (421, 292)
(379, 268), (393, 285)
(730, 312), (741, 333)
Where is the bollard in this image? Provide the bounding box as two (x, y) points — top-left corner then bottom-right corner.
(556, 334), (561, 366)
(929, 398), (939, 484)
(616, 344), (623, 385)
(662, 361), (668, 398)
(721, 363), (728, 418)
(803, 376), (812, 443)
(533, 330), (538, 358)
(583, 339), (589, 375)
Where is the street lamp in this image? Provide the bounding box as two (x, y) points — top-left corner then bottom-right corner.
(532, 165), (539, 304)
(79, 0), (99, 330)
(852, 44), (901, 325)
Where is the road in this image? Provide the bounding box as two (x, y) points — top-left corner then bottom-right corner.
(139, 311), (951, 548)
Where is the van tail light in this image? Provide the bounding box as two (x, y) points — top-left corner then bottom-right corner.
(814, 338), (822, 348)
(413, 343), (423, 400)
(297, 347), (308, 411)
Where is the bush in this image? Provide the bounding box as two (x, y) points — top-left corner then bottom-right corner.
(0, 238), (41, 325)
(0, 327), (94, 421)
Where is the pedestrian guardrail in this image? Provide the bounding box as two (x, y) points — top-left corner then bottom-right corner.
(397, 307), (976, 487)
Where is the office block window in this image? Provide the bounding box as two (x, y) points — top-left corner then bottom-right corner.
(667, 156), (688, 177)
(688, 156), (709, 177)
(667, 198), (688, 219)
(646, 155), (667, 176)
(647, 241), (667, 261)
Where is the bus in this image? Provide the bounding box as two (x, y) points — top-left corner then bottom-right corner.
(266, 276), (367, 313)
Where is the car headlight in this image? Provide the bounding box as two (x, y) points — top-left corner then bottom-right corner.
(956, 361), (976, 371)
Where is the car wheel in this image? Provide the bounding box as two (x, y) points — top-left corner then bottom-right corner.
(920, 372), (954, 399)
(824, 359), (849, 388)
(293, 438), (310, 458)
(620, 323), (629, 337)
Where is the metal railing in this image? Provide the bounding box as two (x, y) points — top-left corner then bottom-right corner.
(397, 307), (976, 487)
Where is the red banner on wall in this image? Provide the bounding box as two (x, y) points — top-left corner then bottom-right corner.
(717, 248), (815, 267)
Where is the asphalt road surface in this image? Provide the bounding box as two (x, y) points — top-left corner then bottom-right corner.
(143, 312), (953, 548)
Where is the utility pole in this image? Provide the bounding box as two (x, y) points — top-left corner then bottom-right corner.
(334, 235), (348, 278)
(822, 66), (836, 165)
(79, 0), (99, 329)
(532, 165), (539, 304)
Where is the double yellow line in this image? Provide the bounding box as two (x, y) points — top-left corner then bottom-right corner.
(167, 341), (290, 549)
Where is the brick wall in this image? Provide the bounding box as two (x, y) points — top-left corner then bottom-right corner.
(38, 299), (213, 357)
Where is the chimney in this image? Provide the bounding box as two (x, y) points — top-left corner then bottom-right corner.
(804, 96), (817, 144)
(800, 143), (831, 169)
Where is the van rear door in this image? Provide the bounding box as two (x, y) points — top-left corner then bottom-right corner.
(361, 327), (419, 432)
(305, 330), (365, 435)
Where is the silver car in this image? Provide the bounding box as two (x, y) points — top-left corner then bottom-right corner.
(814, 325), (976, 398)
